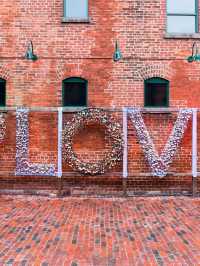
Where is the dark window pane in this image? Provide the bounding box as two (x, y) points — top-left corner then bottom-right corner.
(63, 79), (87, 107)
(145, 78), (169, 107)
(0, 80), (6, 106)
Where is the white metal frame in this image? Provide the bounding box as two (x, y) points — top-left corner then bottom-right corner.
(0, 107), (198, 194)
(57, 107), (63, 178)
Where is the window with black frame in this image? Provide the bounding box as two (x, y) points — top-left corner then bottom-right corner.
(144, 78), (169, 107)
(0, 79), (6, 107)
(62, 77), (87, 107)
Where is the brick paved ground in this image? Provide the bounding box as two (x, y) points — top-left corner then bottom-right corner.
(0, 196), (200, 266)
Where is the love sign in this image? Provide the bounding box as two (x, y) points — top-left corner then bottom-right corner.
(4, 107), (192, 177)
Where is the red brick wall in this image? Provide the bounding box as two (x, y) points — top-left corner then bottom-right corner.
(0, 0), (200, 194)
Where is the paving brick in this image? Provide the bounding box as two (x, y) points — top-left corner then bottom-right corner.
(0, 195), (200, 265)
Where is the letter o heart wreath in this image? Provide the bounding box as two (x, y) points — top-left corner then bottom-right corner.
(63, 108), (123, 175)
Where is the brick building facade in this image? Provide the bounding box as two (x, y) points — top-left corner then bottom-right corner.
(0, 0), (200, 195)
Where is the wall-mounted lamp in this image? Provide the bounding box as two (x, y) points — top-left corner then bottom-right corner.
(113, 41), (122, 62)
(187, 42), (200, 63)
(25, 41), (38, 61)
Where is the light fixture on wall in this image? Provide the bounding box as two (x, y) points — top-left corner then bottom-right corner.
(187, 42), (200, 63)
(25, 41), (38, 61)
(113, 40), (122, 62)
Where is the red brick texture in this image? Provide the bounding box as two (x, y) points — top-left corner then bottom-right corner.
(0, 195), (200, 265)
(0, 0), (200, 194)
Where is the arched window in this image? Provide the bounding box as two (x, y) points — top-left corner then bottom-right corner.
(0, 78), (6, 107)
(62, 77), (87, 107)
(144, 77), (169, 107)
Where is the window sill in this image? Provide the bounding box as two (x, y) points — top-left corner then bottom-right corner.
(0, 108), (8, 113)
(164, 33), (200, 39)
(143, 107), (171, 114)
(61, 17), (91, 23)
(62, 107), (87, 112)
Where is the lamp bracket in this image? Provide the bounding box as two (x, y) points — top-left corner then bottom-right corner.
(25, 41), (38, 61)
